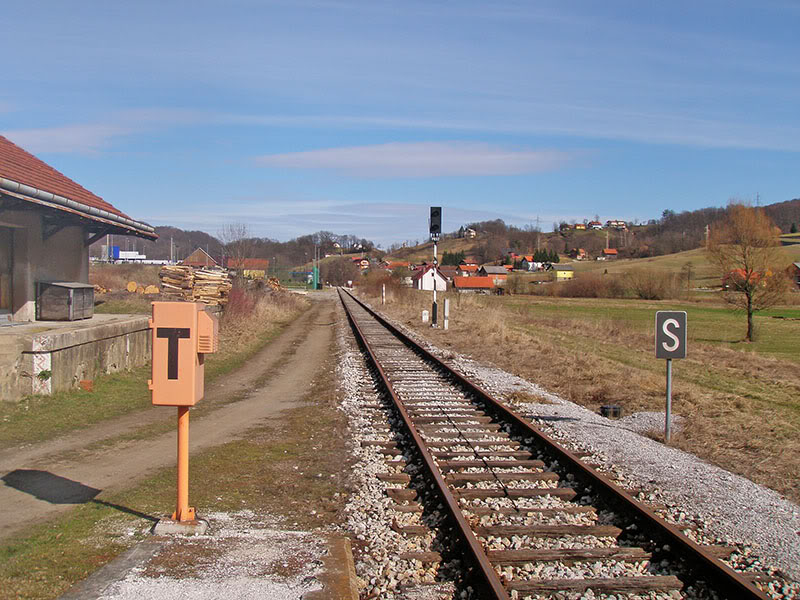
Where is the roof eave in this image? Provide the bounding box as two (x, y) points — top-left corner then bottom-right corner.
(0, 177), (157, 240)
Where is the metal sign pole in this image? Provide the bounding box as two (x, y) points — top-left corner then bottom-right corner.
(656, 311), (686, 444)
(665, 358), (672, 443)
(174, 405), (194, 521)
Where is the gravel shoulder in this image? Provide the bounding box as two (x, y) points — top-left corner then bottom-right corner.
(367, 298), (800, 585)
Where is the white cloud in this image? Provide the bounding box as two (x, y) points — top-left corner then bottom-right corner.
(1, 123), (132, 155)
(254, 142), (572, 177)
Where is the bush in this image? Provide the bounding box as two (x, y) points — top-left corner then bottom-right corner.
(625, 269), (683, 300)
(532, 273), (627, 298)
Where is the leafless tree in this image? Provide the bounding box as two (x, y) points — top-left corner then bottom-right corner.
(218, 222), (255, 273)
(707, 203), (790, 341)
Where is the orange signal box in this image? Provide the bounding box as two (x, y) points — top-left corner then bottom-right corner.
(149, 302), (219, 407)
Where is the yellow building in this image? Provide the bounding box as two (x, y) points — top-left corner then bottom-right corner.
(552, 265), (574, 281)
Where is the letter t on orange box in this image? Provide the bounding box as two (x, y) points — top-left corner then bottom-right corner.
(148, 302), (218, 406)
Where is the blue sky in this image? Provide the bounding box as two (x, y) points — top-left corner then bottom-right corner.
(1, 1), (798, 247)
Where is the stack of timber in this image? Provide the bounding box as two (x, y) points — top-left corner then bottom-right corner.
(159, 266), (232, 306)
(266, 277), (284, 292)
(192, 268), (232, 305)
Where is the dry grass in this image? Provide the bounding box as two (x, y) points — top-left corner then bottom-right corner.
(368, 288), (800, 503)
(217, 289), (308, 356)
(89, 264), (161, 291)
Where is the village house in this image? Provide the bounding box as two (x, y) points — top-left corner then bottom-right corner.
(605, 220), (628, 230)
(478, 265), (508, 286)
(227, 257), (269, 279)
(456, 263), (479, 276)
(437, 265), (458, 283)
(552, 264), (574, 281)
(464, 227), (477, 239)
(588, 221), (603, 230)
(182, 247), (218, 268)
(385, 261), (410, 271)
(520, 256), (542, 271)
(351, 257), (370, 270)
(600, 248), (618, 260)
(0, 134), (157, 400)
(453, 276), (494, 294)
(570, 248), (588, 260)
(412, 265), (447, 291)
(573, 223), (586, 230)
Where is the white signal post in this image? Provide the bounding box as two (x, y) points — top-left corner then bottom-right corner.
(429, 207), (442, 328)
(432, 240), (438, 326)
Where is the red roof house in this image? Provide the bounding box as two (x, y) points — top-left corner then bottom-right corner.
(0, 134), (156, 321)
(227, 258), (269, 270)
(453, 276), (495, 293)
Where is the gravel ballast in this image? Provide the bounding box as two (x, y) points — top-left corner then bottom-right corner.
(357, 298), (799, 596)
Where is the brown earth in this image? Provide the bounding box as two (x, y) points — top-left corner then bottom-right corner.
(0, 292), (338, 542)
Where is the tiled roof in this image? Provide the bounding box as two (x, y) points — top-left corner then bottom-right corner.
(480, 266), (508, 275)
(453, 276), (494, 289)
(0, 134), (130, 219)
(458, 264), (479, 272)
(602, 248), (618, 255)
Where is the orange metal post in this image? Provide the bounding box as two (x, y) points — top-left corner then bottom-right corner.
(172, 406), (195, 522)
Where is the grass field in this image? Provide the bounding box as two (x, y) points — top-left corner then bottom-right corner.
(0, 352), (348, 600)
(372, 287), (800, 504)
(501, 296), (800, 360)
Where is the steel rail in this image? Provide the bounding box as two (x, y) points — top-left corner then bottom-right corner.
(338, 289), (511, 600)
(341, 289), (770, 600)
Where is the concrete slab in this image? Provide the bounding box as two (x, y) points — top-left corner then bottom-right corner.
(151, 517), (209, 536)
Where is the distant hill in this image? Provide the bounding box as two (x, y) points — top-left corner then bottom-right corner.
(90, 226), (379, 272)
(90, 226), (223, 262)
(382, 197), (800, 264)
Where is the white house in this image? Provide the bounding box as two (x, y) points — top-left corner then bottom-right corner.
(412, 265), (447, 291)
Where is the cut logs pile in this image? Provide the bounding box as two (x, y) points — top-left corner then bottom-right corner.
(158, 265), (232, 306)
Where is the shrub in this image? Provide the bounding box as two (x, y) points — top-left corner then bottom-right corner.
(625, 269), (683, 300)
(538, 273), (627, 298)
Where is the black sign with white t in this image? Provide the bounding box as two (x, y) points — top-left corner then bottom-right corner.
(655, 311), (687, 360)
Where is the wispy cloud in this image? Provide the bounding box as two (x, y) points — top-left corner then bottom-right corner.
(0, 123), (133, 155)
(254, 142), (573, 177)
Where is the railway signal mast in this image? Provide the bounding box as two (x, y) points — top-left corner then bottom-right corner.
(429, 207), (442, 327)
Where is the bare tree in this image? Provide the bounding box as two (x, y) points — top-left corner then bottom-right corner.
(320, 256), (361, 286)
(218, 223), (254, 270)
(707, 204), (790, 341)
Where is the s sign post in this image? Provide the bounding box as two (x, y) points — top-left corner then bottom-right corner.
(655, 311), (687, 443)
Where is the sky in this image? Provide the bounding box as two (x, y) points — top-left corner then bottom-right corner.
(1, 0), (798, 248)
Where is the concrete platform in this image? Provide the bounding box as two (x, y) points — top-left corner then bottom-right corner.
(0, 314), (150, 402)
(57, 527), (360, 600)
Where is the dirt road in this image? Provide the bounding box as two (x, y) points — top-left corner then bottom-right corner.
(0, 293), (337, 542)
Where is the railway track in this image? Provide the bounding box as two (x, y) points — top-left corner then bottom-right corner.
(338, 288), (771, 600)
